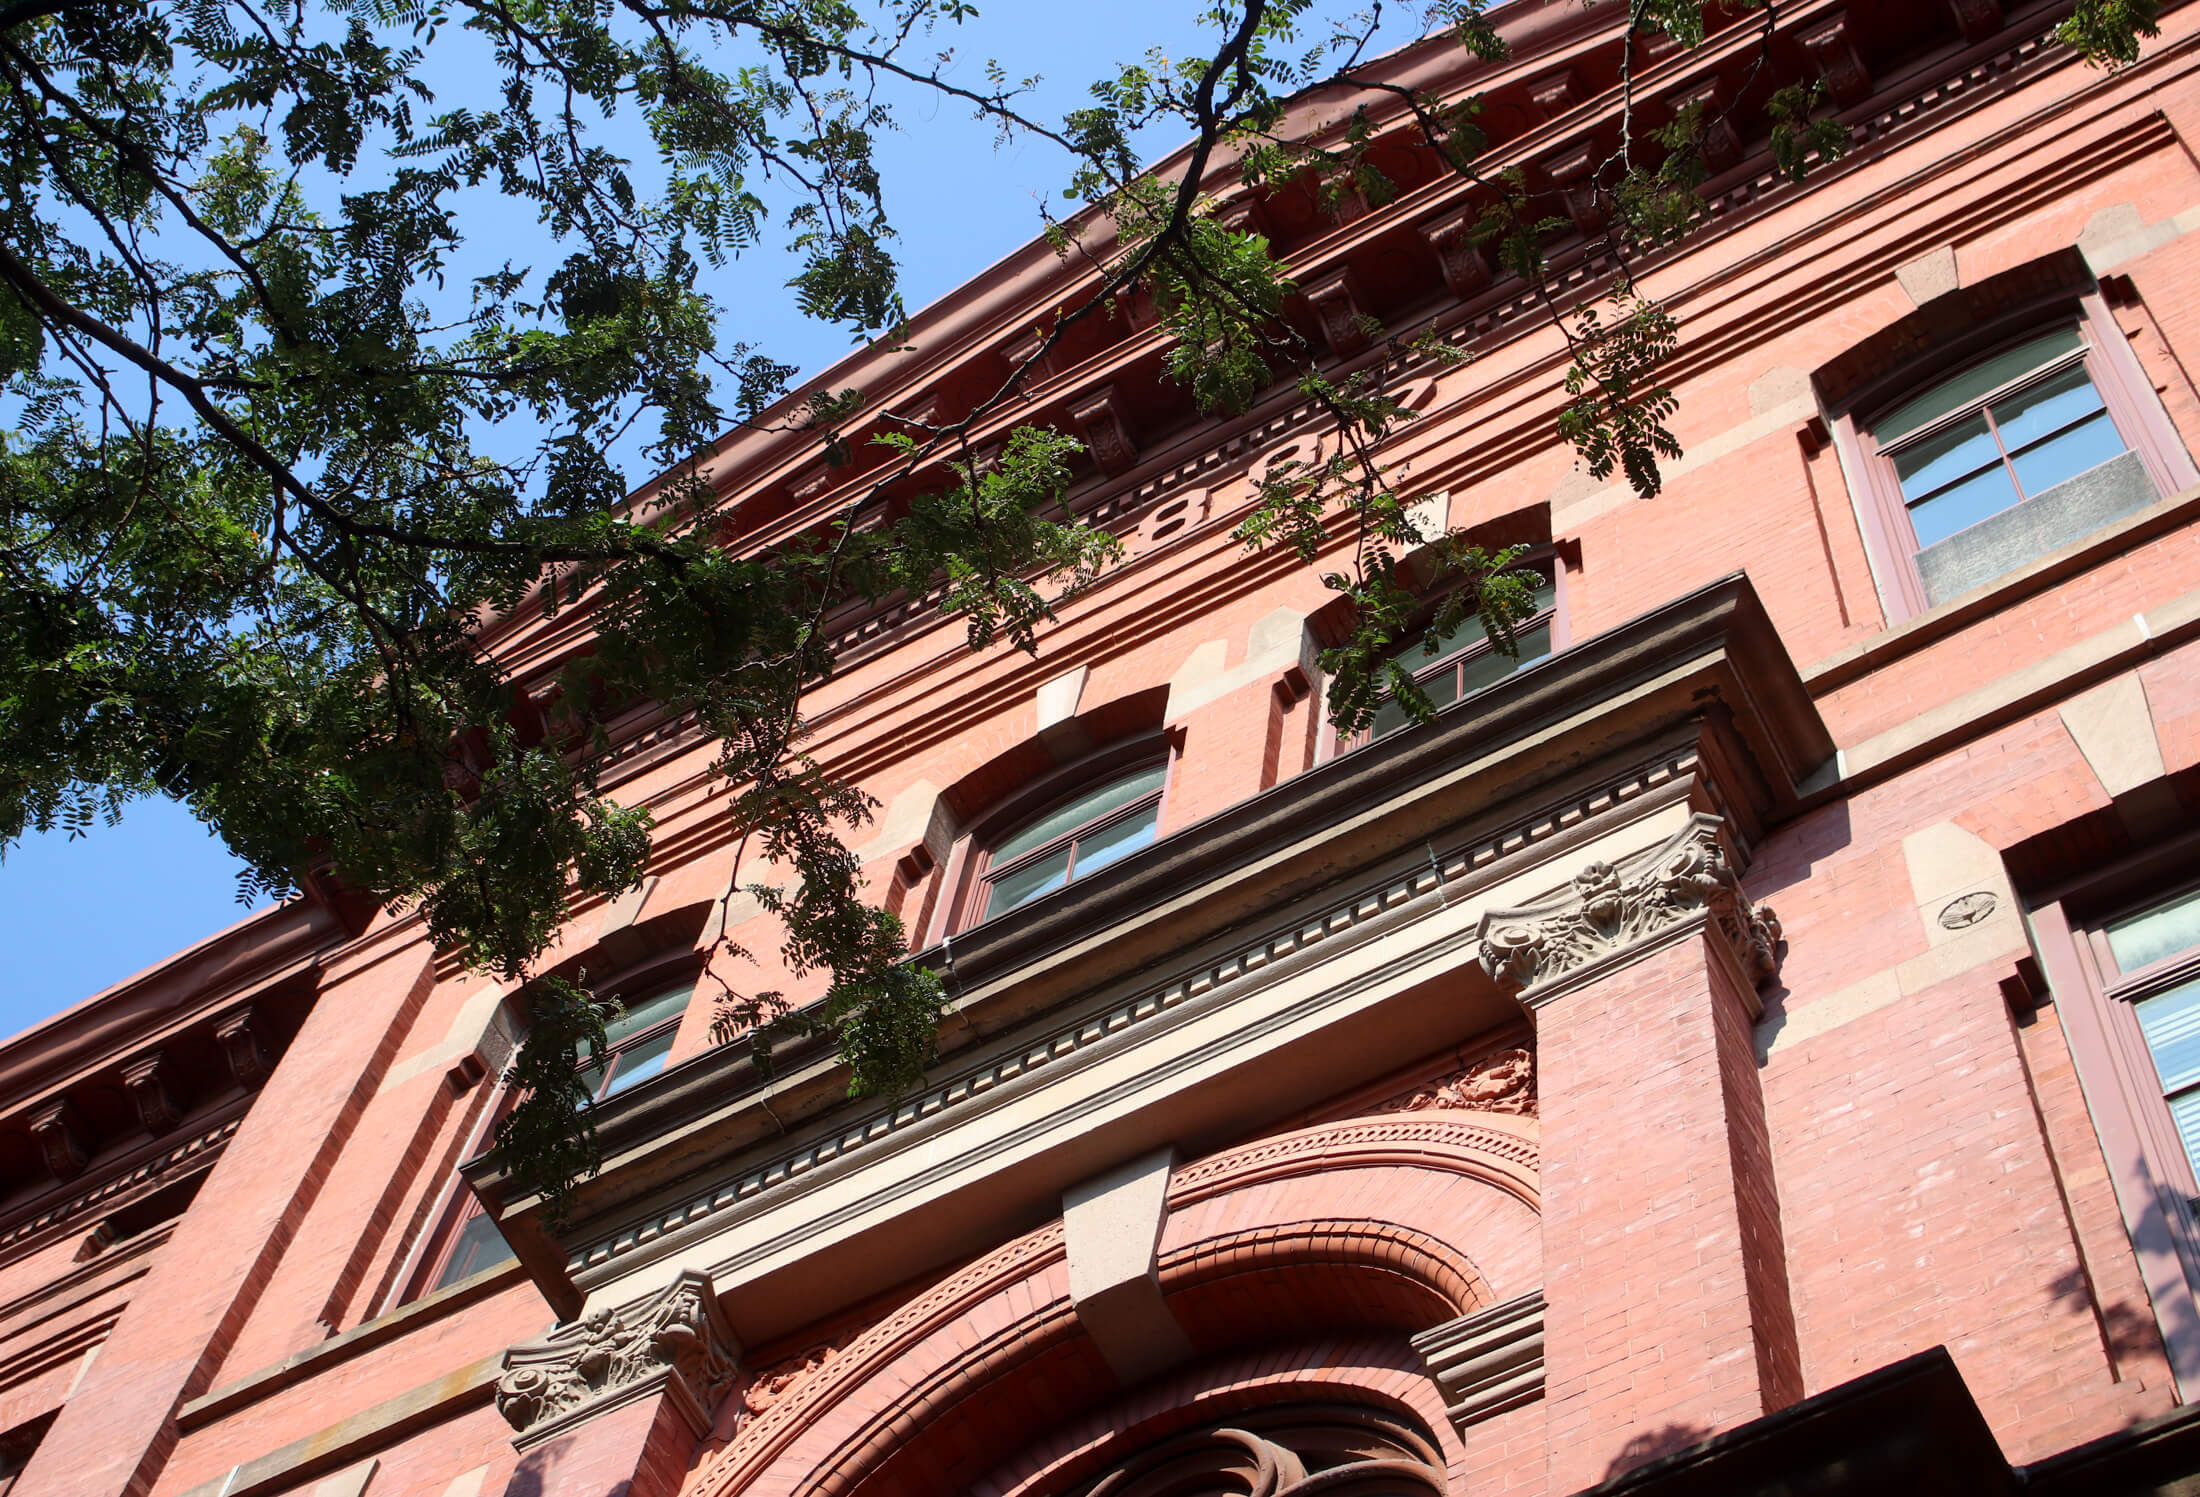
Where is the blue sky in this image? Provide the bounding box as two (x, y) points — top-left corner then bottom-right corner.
(0, 1), (1429, 1037)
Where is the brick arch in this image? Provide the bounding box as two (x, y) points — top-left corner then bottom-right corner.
(688, 1113), (1539, 1497)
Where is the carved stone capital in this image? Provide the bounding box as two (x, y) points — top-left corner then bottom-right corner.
(496, 1269), (740, 1449)
(1476, 814), (1781, 1006)
(121, 1051), (181, 1136)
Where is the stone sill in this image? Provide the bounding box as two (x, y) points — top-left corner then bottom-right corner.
(1802, 481), (2200, 694)
(176, 1261), (528, 1432)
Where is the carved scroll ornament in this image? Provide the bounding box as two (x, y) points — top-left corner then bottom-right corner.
(495, 1269), (739, 1446)
(1476, 815), (1780, 1001)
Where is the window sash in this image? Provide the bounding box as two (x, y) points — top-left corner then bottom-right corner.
(980, 789), (1165, 920)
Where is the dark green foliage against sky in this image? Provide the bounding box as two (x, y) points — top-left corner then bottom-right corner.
(0, 0), (2155, 1217)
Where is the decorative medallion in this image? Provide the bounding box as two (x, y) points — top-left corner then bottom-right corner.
(1476, 814), (1780, 1000)
(495, 1269), (739, 1446)
(1938, 891), (1997, 930)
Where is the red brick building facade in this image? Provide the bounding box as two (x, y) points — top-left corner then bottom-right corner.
(7, 1), (2200, 1492)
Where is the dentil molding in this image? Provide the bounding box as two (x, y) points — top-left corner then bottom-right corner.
(495, 1269), (739, 1450)
(1476, 814), (1781, 1006)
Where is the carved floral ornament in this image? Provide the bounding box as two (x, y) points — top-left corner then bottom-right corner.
(495, 1269), (739, 1447)
(1475, 814), (1781, 1004)
(1378, 1046), (1536, 1117)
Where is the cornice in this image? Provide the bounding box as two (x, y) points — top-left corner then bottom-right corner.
(469, 573), (1830, 1311)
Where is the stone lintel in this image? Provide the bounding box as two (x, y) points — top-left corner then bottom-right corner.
(1410, 1290), (1546, 1433)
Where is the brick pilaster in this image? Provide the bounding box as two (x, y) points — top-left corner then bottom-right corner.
(1535, 926), (1802, 1490)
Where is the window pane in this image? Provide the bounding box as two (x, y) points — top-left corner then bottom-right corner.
(2168, 1090), (2200, 1193)
(2009, 411), (2125, 497)
(1456, 622), (1554, 697)
(1991, 364), (2104, 449)
(1367, 693), (1417, 742)
(604, 982), (694, 1045)
(1907, 465), (2022, 547)
(1876, 329), (2083, 440)
(599, 1026), (678, 1098)
(992, 765), (1168, 863)
(1891, 415), (2000, 499)
(433, 1208), (516, 1290)
(984, 844), (1072, 919)
(1070, 803), (1159, 880)
(2108, 887), (2200, 973)
(2136, 977), (2200, 1093)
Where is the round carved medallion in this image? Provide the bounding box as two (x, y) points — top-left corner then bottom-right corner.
(1938, 891), (1998, 930)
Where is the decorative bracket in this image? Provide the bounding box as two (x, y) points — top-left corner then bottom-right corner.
(1799, 13), (1871, 107)
(1302, 267), (1373, 357)
(1421, 213), (1493, 300)
(1528, 70), (1578, 121)
(28, 1098), (86, 1182)
(1476, 814), (1781, 1007)
(121, 1051), (181, 1136)
(215, 1007), (270, 1092)
(1070, 385), (1141, 477)
(1540, 148), (1609, 237)
(1669, 84), (1742, 172)
(495, 1269), (740, 1450)
(1947, 0), (2002, 42)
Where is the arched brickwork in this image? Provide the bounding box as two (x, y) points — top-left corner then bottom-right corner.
(687, 1111), (1540, 1497)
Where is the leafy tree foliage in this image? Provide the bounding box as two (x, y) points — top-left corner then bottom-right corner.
(0, 0), (2155, 1217)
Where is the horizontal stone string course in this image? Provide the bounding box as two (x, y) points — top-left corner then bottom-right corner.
(570, 750), (1691, 1274)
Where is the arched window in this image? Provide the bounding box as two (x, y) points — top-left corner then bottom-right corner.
(972, 762), (1168, 924)
(1355, 562), (1559, 747)
(579, 980), (694, 1101)
(1836, 283), (2197, 617)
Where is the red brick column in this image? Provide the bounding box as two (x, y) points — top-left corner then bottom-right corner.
(1534, 925), (1802, 1490)
(501, 1391), (699, 1497)
(11, 943), (438, 1497)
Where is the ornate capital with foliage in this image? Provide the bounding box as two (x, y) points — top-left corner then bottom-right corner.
(1476, 815), (1780, 1004)
(495, 1269), (739, 1448)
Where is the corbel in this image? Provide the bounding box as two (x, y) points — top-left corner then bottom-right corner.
(215, 1006), (271, 1091)
(1421, 213), (1493, 300)
(1302, 266), (1374, 358)
(28, 1098), (87, 1182)
(1004, 327), (1053, 385)
(1669, 83), (1741, 173)
(121, 1051), (181, 1137)
(1540, 148), (1609, 238)
(1528, 70), (1578, 121)
(1946, 0), (2002, 43)
(1798, 12), (1871, 107)
(1069, 385), (1142, 477)
(1217, 196), (1274, 239)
